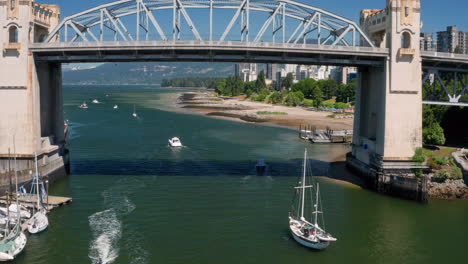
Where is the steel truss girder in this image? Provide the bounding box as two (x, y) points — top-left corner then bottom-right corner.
(422, 68), (468, 104)
(44, 0), (374, 48)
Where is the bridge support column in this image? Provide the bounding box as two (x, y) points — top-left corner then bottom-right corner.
(0, 0), (67, 193)
(348, 0), (427, 202)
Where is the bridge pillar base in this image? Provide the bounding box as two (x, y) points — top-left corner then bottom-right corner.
(346, 153), (428, 202)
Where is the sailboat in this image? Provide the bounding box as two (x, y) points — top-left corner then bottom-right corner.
(27, 154), (49, 234)
(132, 105), (138, 117)
(79, 102), (88, 109)
(0, 145), (27, 261)
(288, 149), (337, 250)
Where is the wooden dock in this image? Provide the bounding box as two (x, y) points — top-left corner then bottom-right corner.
(299, 125), (353, 144)
(0, 195), (72, 211)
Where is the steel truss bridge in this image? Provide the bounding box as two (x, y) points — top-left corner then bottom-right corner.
(31, 0), (468, 105)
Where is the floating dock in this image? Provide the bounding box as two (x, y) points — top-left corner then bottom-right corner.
(0, 194), (72, 211)
(299, 125), (353, 144)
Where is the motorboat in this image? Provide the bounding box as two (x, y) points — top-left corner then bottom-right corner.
(113, 105), (118, 109)
(79, 102), (88, 109)
(288, 149), (337, 250)
(255, 158), (267, 175)
(168, 137), (182, 147)
(7, 204), (30, 219)
(92, 99), (100, 104)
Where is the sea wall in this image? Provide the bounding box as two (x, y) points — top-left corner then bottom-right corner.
(0, 148), (69, 194)
(346, 153), (428, 202)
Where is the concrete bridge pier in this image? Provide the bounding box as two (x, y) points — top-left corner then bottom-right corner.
(0, 0), (68, 193)
(347, 0), (427, 202)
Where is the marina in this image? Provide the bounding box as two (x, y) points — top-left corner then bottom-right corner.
(299, 125), (353, 144)
(0, 195), (72, 211)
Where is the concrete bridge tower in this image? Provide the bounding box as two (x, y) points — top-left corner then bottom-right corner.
(348, 0), (426, 201)
(0, 0), (67, 188)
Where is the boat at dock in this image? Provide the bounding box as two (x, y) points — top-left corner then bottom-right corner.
(0, 147), (27, 261)
(27, 154), (49, 234)
(288, 149), (336, 250)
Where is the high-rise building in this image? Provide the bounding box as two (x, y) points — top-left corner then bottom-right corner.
(266, 64), (279, 81)
(437, 26), (468, 54)
(235, 63), (258, 82)
(420, 33), (437, 52)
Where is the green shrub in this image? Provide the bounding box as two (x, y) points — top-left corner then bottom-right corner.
(321, 102), (335, 108)
(423, 122), (446, 146)
(257, 111), (288, 115)
(303, 99), (314, 107)
(334, 102), (349, 109)
(412, 148), (425, 163)
(433, 169), (451, 182)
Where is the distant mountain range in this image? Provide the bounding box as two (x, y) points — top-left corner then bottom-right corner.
(63, 62), (236, 85)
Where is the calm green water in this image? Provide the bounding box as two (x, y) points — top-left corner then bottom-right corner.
(14, 85), (467, 264)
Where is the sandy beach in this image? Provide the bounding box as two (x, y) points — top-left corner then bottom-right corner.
(176, 92), (354, 130)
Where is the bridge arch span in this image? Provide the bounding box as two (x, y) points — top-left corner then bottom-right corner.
(44, 0), (375, 48)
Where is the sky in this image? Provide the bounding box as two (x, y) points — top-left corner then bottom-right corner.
(41, 0), (468, 34)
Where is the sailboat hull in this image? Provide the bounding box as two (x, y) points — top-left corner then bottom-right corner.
(27, 211), (49, 234)
(291, 231), (330, 250)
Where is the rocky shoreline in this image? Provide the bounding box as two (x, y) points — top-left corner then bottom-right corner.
(428, 179), (468, 199)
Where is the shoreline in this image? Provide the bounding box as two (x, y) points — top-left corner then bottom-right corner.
(176, 91), (354, 131)
(164, 90), (468, 201)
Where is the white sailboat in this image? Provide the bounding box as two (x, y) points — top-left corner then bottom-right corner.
(27, 154), (49, 234)
(132, 105), (138, 117)
(288, 149), (337, 250)
(0, 145), (27, 261)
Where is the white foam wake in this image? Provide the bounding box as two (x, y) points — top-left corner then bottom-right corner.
(88, 209), (121, 264)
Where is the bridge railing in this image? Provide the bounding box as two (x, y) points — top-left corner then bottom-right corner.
(31, 40), (389, 55)
(422, 51), (468, 60)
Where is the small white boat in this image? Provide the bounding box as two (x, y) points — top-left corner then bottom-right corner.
(255, 158), (267, 175)
(8, 204), (30, 219)
(288, 149), (337, 250)
(92, 99), (100, 104)
(79, 102), (88, 109)
(168, 137), (182, 147)
(0, 225), (27, 261)
(113, 105), (118, 109)
(27, 154), (49, 234)
(27, 210), (48, 234)
(132, 105), (138, 117)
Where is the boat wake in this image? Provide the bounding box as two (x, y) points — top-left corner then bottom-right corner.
(88, 209), (121, 264)
(88, 177), (148, 264)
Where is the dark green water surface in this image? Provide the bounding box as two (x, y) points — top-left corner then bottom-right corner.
(14, 85), (467, 264)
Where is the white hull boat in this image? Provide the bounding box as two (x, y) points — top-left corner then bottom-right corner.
(92, 99), (100, 104)
(288, 149), (337, 250)
(113, 105), (118, 109)
(79, 102), (88, 109)
(168, 137), (182, 147)
(27, 210), (48, 234)
(0, 226), (27, 261)
(8, 204), (31, 219)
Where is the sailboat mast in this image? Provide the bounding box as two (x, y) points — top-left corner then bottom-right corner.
(300, 149), (307, 219)
(314, 183), (320, 227)
(35, 152), (40, 209)
(14, 139), (20, 223)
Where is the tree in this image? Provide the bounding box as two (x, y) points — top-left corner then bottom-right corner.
(282, 73), (294, 90)
(215, 79), (226, 95)
(256, 71), (267, 92)
(423, 122), (446, 146)
(454, 45), (462, 54)
(318, 79), (338, 100)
